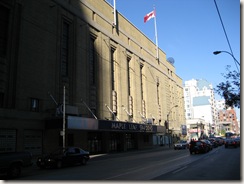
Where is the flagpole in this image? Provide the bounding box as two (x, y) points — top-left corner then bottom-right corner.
(153, 7), (159, 60)
(113, 0), (117, 26)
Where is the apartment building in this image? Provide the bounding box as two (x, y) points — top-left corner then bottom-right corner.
(216, 106), (240, 136)
(0, 0), (185, 155)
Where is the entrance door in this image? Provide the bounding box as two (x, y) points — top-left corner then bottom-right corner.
(109, 132), (125, 152)
(88, 132), (102, 154)
(109, 133), (117, 152)
(126, 133), (136, 150)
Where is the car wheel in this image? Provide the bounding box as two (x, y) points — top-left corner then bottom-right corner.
(81, 158), (87, 165)
(56, 160), (62, 168)
(8, 164), (21, 178)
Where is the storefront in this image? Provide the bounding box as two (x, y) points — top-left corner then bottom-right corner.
(44, 116), (161, 154)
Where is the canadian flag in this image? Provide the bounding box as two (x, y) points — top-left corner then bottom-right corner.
(144, 10), (155, 23)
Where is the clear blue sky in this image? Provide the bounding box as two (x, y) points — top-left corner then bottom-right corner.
(106, 0), (241, 120)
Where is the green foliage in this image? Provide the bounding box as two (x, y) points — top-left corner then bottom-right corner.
(215, 65), (240, 108)
(219, 128), (226, 136)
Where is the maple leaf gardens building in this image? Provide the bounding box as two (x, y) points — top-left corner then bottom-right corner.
(0, 0), (185, 155)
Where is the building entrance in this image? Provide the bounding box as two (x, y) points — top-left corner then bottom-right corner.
(88, 132), (102, 154)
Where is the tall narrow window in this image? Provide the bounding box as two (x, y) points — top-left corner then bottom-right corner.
(89, 36), (97, 117)
(89, 36), (96, 86)
(127, 57), (131, 96)
(111, 47), (117, 118)
(0, 5), (9, 57)
(111, 48), (116, 91)
(61, 21), (69, 76)
(30, 98), (39, 112)
(140, 63), (146, 118)
(157, 82), (160, 105)
(140, 64), (144, 100)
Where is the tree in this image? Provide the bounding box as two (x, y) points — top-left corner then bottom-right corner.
(215, 65), (240, 108)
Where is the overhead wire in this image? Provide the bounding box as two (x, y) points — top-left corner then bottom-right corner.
(213, 0), (239, 71)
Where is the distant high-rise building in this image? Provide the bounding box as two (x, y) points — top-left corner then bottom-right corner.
(215, 99), (226, 110)
(183, 79), (218, 138)
(183, 79), (216, 125)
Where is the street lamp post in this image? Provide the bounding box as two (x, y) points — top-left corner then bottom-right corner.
(166, 105), (178, 147)
(213, 51), (240, 71)
(167, 105), (179, 124)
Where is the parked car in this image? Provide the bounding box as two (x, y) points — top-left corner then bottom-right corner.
(0, 151), (33, 178)
(233, 137), (240, 147)
(201, 139), (213, 151)
(174, 140), (189, 150)
(189, 140), (208, 154)
(225, 138), (238, 148)
(209, 138), (218, 148)
(36, 147), (90, 169)
(215, 137), (225, 146)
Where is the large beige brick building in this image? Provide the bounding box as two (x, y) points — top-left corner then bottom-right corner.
(0, 0), (185, 155)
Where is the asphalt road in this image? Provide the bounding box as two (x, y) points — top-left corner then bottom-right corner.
(154, 146), (241, 180)
(10, 145), (240, 181)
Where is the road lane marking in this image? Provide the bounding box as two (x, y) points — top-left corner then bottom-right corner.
(172, 166), (188, 174)
(105, 154), (193, 180)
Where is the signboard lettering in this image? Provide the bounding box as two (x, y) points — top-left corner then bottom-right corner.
(99, 120), (156, 133)
(111, 122), (126, 130)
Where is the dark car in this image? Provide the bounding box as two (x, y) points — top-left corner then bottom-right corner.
(36, 147), (90, 169)
(189, 140), (208, 154)
(209, 138), (218, 148)
(225, 138), (238, 148)
(201, 139), (213, 151)
(215, 137), (225, 146)
(174, 140), (189, 150)
(234, 137), (240, 147)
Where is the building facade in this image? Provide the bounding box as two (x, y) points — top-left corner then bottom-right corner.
(183, 79), (217, 138)
(0, 0), (185, 155)
(216, 107), (240, 136)
(186, 118), (207, 140)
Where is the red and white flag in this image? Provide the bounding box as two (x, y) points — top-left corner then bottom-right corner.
(144, 10), (155, 23)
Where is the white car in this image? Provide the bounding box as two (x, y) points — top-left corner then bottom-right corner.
(174, 140), (189, 150)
